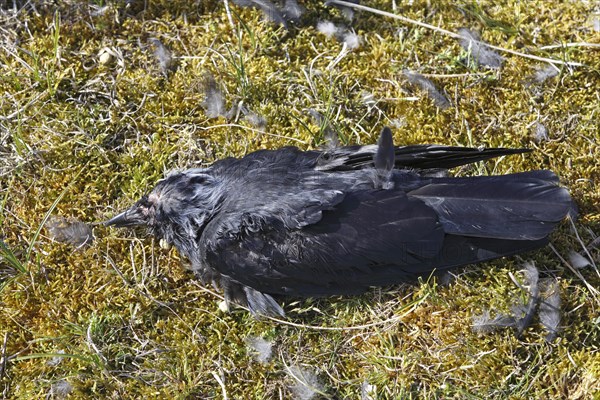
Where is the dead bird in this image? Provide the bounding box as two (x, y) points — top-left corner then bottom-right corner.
(105, 127), (574, 317)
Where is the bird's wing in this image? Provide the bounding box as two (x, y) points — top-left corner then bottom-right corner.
(202, 190), (446, 309)
(316, 143), (529, 171)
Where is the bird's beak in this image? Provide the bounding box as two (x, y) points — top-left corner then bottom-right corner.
(104, 208), (144, 228)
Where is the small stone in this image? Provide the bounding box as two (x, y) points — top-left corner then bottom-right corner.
(159, 238), (171, 250)
(218, 300), (230, 312)
(98, 48), (113, 65)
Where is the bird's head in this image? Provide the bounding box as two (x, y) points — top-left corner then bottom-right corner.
(104, 170), (223, 246)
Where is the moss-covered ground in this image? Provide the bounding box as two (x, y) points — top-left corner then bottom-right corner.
(0, 1), (599, 398)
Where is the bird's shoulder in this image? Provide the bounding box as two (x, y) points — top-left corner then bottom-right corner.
(210, 146), (320, 176)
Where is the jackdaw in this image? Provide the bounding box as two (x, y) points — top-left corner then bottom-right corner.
(105, 127), (574, 317)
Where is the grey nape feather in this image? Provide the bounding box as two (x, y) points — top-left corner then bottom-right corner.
(48, 379), (73, 399)
(244, 110), (267, 129)
(539, 278), (561, 342)
(316, 20), (340, 38)
(361, 380), (377, 400)
(404, 70), (451, 109)
(568, 250), (590, 269)
(457, 28), (504, 69)
(533, 122), (549, 143)
(47, 217), (94, 248)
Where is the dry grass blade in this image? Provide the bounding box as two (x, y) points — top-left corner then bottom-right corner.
(0, 332), (7, 382)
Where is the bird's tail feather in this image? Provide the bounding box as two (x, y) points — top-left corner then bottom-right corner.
(409, 171), (573, 240)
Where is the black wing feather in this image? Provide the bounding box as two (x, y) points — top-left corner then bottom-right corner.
(321, 145), (529, 171)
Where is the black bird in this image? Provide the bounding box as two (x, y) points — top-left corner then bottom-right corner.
(105, 128), (574, 317)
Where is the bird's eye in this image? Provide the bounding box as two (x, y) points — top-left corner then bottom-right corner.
(189, 175), (208, 185)
(140, 205), (153, 217)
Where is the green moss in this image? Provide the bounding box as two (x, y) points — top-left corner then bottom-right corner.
(1, 0), (599, 398)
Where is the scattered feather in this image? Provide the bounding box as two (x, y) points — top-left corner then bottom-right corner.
(308, 109), (339, 149)
(244, 111), (267, 129)
(588, 236), (600, 250)
(287, 366), (325, 400)
(326, 0), (359, 21)
(513, 262), (540, 336)
(46, 349), (65, 367)
(89, 5), (111, 17)
(359, 91), (376, 109)
(148, 38), (177, 75)
(316, 20), (339, 38)
(48, 379), (73, 399)
(282, 0), (304, 22)
(474, 263), (545, 337)
(457, 28), (504, 69)
(568, 250), (591, 269)
(592, 15), (600, 32)
(532, 122), (549, 143)
(438, 271), (455, 286)
(531, 63), (559, 84)
(342, 31), (361, 50)
(539, 278), (561, 342)
(404, 70), (451, 109)
(316, 21), (360, 51)
(225, 100), (243, 122)
(202, 75), (226, 118)
(472, 309), (516, 333)
(232, 0), (287, 27)
(361, 380), (377, 400)
(245, 336), (273, 363)
(374, 127), (395, 187)
(47, 217), (94, 248)
(389, 118), (406, 129)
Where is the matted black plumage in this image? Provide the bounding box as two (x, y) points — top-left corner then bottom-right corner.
(105, 127), (574, 317)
